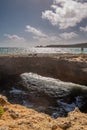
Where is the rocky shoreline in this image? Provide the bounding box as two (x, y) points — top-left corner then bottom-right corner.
(0, 54), (87, 129)
(0, 95), (87, 130)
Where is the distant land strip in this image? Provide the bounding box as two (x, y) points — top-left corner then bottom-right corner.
(37, 43), (87, 48)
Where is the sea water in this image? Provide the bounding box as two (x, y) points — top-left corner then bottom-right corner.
(0, 47), (87, 54)
(1, 72), (87, 118)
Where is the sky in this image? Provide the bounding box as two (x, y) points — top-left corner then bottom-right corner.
(0, 0), (87, 47)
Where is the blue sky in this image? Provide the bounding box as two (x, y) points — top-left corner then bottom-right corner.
(0, 0), (87, 47)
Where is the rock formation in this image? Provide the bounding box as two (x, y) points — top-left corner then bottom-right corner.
(0, 54), (87, 85)
(0, 54), (87, 129)
(0, 95), (87, 130)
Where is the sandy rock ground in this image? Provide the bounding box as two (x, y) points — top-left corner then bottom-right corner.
(0, 95), (87, 130)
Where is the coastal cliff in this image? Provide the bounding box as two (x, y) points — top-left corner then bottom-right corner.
(0, 95), (87, 130)
(0, 54), (87, 85)
(0, 54), (87, 129)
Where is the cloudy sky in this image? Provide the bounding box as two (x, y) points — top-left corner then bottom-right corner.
(0, 0), (87, 47)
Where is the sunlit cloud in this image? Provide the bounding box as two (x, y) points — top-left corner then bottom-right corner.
(42, 0), (87, 29)
(25, 25), (46, 37)
(25, 25), (78, 45)
(80, 26), (87, 32)
(25, 25), (62, 44)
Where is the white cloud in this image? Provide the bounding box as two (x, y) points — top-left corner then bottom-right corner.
(25, 25), (77, 45)
(80, 26), (87, 32)
(25, 25), (61, 44)
(42, 0), (87, 29)
(60, 32), (78, 39)
(25, 25), (46, 37)
(4, 34), (25, 42)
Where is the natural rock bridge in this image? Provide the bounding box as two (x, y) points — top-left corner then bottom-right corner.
(0, 54), (87, 85)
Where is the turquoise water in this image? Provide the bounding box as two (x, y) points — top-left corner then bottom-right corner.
(0, 47), (87, 54)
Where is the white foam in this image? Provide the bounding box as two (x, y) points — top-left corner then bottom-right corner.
(10, 88), (26, 95)
(57, 96), (84, 112)
(20, 72), (87, 97)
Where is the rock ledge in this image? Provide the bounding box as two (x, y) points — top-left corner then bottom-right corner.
(0, 95), (87, 130)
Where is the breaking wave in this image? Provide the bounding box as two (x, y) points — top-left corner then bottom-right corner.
(20, 72), (87, 98)
(1, 72), (87, 118)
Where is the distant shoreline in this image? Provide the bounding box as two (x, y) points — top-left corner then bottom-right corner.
(37, 43), (87, 48)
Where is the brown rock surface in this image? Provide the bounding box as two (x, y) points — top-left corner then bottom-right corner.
(0, 95), (87, 130)
(0, 54), (87, 85)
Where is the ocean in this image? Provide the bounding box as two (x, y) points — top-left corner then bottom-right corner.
(0, 47), (87, 54)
